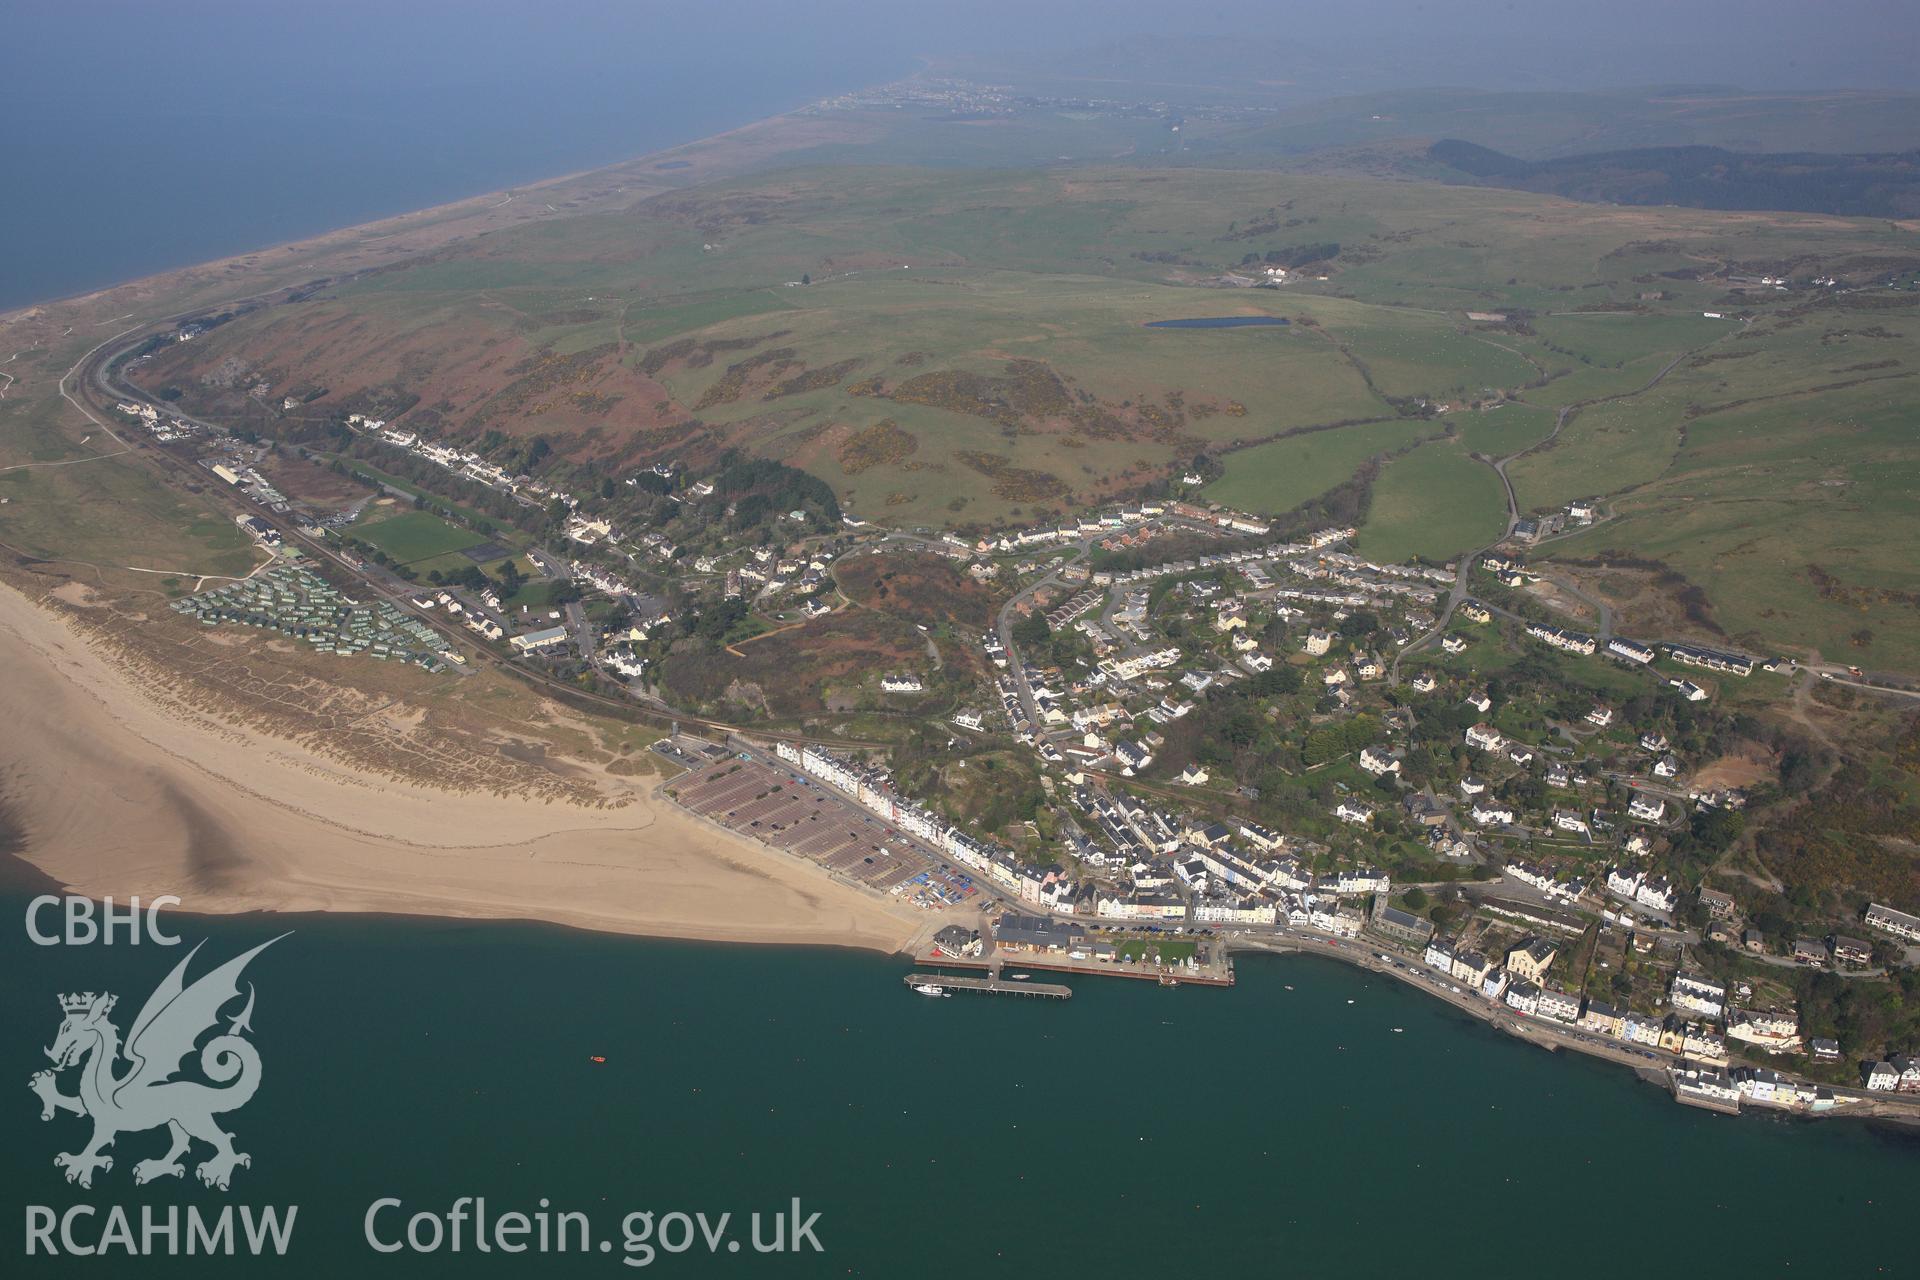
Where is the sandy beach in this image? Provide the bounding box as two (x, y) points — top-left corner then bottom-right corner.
(0, 581), (921, 953)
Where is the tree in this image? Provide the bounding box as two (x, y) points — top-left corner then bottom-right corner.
(1247, 665), (1302, 697)
(1689, 808), (1745, 857)
(1218, 708), (1261, 747)
(1403, 887), (1429, 911)
(801, 273), (811, 286)
(1012, 612), (1049, 650)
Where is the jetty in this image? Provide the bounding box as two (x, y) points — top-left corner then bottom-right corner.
(910, 949), (1234, 988)
(905, 973), (1071, 1000)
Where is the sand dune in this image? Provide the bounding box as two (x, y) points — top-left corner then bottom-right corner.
(0, 582), (920, 953)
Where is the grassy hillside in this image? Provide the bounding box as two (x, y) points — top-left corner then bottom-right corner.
(65, 113), (1920, 671)
(1427, 139), (1920, 217)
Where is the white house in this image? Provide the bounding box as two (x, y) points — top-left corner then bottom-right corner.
(1628, 795), (1667, 823)
(1536, 987), (1582, 1024)
(1727, 1008), (1802, 1052)
(510, 625), (569, 653)
(1553, 810), (1590, 836)
(1605, 866), (1643, 899)
(1608, 637), (1656, 665)
(1334, 868), (1389, 895)
(1865, 902), (1920, 942)
(1670, 972), (1727, 1020)
(1471, 803), (1516, 827)
(1669, 678), (1710, 702)
(1358, 746), (1401, 776)
(1465, 724), (1504, 752)
(1636, 876), (1678, 913)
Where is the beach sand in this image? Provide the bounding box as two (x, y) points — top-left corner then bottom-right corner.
(0, 582), (920, 953)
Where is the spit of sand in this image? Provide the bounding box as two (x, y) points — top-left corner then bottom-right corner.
(0, 582), (920, 953)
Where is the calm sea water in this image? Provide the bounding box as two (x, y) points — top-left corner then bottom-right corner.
(2, 893), (1912, 1277)
(0, 7), (914, 311)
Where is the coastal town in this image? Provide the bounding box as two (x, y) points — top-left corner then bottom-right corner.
(100, 308), (1920, 1127)
(14, 8), (1920, 1271)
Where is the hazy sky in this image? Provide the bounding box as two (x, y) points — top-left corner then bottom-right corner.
(6, 1), (1917, 98)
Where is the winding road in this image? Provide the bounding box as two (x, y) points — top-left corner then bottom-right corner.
(1392, 322), (1747, 683)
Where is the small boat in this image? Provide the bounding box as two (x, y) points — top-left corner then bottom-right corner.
(589, 1055), (607, 1064)
(1284, 985), (1294, 991)
(1346, 999), (1356, 1005)
(912, 983), (949, 998)
(1392, 1028), (1404, 1034)
(1011, 974), (1031, 981)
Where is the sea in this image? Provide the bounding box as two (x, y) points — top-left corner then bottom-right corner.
(2, 892), (1913, 1277)
(0, 6), (917, 312)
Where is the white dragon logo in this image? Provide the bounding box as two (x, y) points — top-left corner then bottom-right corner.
(28, 935), (285, 1191)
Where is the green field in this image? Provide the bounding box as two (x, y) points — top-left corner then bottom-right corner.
(1506, 389), (1693, 513)
(1204, 421), (1438, 516)
(351, 510), (485, 565)
(1454, 403), (1556, 458)
(1319, 309), (1540, 399)
(0, 397), (258, 586)
(1547, 379), (1920, 670)
(1356, 439), (1508, 563)
(1110, 937), (1200, 965)
(314, 455), (509, 533)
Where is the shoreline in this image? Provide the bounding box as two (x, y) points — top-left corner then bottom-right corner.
(0, 66), (914, 328)
(0, 578), (921, 957)
(0, 82), (868, 317)
(8, 568), (1916, 1129)
(1224, 934), (1920, 1129)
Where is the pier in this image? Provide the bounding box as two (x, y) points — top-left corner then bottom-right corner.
(905, 973), (1072, 1000)
(911, 949), (1234, 988)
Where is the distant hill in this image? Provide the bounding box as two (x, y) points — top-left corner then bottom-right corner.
(1123, 85), (1920, 164)
(1425, 139), (1920, 217)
